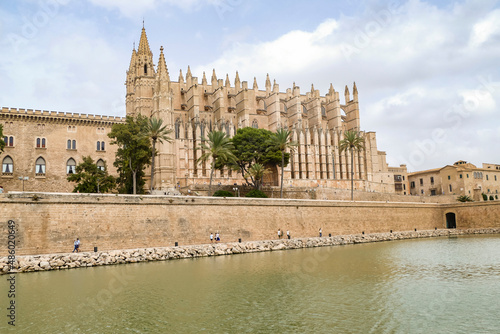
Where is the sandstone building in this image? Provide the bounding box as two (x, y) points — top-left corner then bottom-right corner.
(0, 27), (407, 194)
(408, 160), (500, 200)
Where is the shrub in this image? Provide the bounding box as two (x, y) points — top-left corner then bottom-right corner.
(482, 193), (488, 201)
(496, 195), (498, 200)
(489, 195), (494, 201)
(245, 189), (268, 198)
(213, 190), (234, 197)
(456, 195), (473, 202)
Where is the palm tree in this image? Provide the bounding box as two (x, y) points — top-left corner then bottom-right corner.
(269, 128), (298, 198)
(245, 163), (269, 190)
(338, 130), (365, 201)
(142, 117), (173, 193)
(197, 130), (236, 196)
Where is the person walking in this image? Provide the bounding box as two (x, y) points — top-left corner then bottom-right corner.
(210, 232), (214, 243)
(287, 230), (290, 239)
(72, 238), (80, 253)
(319, 228), (322, 237)
(278, 229), (282, 239)
(215, 232), (220, 243)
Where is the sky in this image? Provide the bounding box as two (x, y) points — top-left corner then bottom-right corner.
(1, 0), (499, 172)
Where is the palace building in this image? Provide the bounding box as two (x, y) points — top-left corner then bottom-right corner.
(0, 27), (407, 194)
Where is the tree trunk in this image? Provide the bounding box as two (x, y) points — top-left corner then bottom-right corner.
(280, 151), (285, 198)
(209, 161), (214, 196)
(129, 159), (137, 195)
(150, 140), (156, 193)
(350, 146), (354, 201)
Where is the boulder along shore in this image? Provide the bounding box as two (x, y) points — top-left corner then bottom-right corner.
(2, 228), (499, 275)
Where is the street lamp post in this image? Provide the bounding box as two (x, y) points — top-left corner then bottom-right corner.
(232, 187), (239, 197)
(18, 176), (29, 192)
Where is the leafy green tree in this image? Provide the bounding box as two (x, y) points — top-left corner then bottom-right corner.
(230, 127), (287, 188)
(457, 195), (473, 202)
(482, 193), (488, 201)
(0, 124), (5, 152)
(67, 156), (115, 193)
(109, 115), (152, 194)
(267, 128), (297, 198)
(142, 117), (173, 192)
(339, 130), (365, 201)
(245, 163), (269, 190)
(197, 130), (236, 196)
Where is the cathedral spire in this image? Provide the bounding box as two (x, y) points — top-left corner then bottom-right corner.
(225, 74), (231, 88)
(202, 71), (207, 85)
(211, 69), (217, 86)
(128, 47), (137, 72)
(137, 26), (152, 56)
(157, 46), (170, 80)
(253, 77), (258, 90)
(186, 65), (192, 79)
(265, 73), (271, 91)
(179, 69), (184, 84)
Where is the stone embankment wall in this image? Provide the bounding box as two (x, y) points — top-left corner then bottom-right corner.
(0, 193), (499, 256)
(2, 228), (499, 275)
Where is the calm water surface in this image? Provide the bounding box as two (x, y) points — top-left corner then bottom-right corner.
(1, 235), (499, 333)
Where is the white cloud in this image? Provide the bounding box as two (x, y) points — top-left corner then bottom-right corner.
(469, 9), (500, 47)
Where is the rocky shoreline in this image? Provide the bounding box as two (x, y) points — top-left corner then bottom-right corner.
(2, 228), (499, 275)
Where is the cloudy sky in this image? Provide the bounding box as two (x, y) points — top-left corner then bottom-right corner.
(1, 0), (499, 171)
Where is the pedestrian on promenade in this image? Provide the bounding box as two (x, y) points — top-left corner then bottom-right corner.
(72, 238), (80, 253)
(278, 229), (282, 239)
(215, 232), (220, 243)
(319, 228), (322, 237)
(210, 232), (214, 243)
(287, 230), (290, 239)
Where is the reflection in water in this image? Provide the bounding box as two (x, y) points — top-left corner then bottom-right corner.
(1, 235), (499, 333)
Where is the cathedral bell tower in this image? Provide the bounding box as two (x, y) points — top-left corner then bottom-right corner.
(126, 26), (156, 117)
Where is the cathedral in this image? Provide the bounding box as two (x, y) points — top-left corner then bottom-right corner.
(0, 27), (408, 195)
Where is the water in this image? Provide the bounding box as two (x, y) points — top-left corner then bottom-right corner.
(1, 235), (499, 333)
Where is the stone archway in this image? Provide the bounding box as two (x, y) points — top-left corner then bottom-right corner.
(446, 212), (456, 229)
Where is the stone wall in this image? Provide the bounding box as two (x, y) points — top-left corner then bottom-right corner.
(0, 192), (499, 256)
(2, 228), (499, 275)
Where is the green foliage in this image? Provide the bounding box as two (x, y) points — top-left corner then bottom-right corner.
(267, 128), (297, 198)
(245, 189), (268, 198)
(489, 195), (494, 201)
(213, 190), (234, 197)
(482, 193), (488, 201)
(338, 130), (365, 201)
(142, 117), (173, 192)
(197, 130), (236, 196)
(230, 127), (288, 188)
(67, 156), (115, 193)
(0, 124), (5, 152)
(244, 163), (269, 190)
(456, 195), (473, 202)
(496, 195), (498, 200)
(108, 115), (152, 194)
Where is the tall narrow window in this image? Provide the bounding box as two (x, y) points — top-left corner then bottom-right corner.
(252, 119), (258, 129)
(101, 141), (105, 151)
(67, 140), (71, 149)
(66, 158), (76, 174)
(97, 141), (101, 151)
(175, 119), (181, 139)
(35, 157), (46, 175)
(2, 156), (13, 173)
(36, 138), (41, 148)
(97, 159), (105, 171)
(42, 138), (46, 148)
(72, 140), (76, 150)
(144, 64), (147, 74)
(9, 136), (13, 146)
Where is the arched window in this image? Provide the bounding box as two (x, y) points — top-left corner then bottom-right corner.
(2, 156), (13, 173)
(67, 140), (71, 149)
(302, 105), (308, 115)
(72, 140), (76, 150)
(36, 138), (41, 148)
(252, 119), (258, 129)
(41, 138), (46, 148)
(321, 106), (326, 117)
(200, 121), (206, 137)
(66, 158), (76, 174)
(144, 64), (147, 75)
(35, 157), (46, 175)
(97, 159), (105, 171)
(225, 122), (230, 136)
(97, 141), (101, 151)
(101, 141), (105, 151)
(175, 119), (181, 139)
